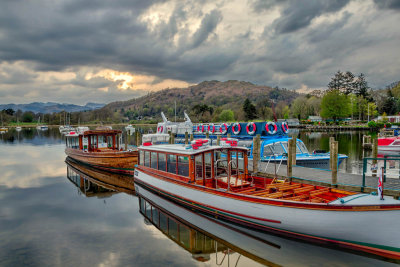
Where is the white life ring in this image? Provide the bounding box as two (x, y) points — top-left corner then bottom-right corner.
(281, 122), (289, 134)
(208, 123), (215, 134)
(246, 122), (256, 135)
(232, 123), (241, 135)
(265, 121), (277, 135)
(219, 123), (228, 135)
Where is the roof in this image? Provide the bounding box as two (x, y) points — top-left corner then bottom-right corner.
(138, 144), (248, 155)
(82, 129), (122, 135)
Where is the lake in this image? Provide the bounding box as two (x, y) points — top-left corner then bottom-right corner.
(0, 128), (398, 266)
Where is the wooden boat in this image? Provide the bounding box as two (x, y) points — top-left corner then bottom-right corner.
(65, 129), (137, 174)
(134, 139), (400, 259)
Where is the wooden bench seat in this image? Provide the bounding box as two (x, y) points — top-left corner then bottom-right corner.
(310, 188), (330, 197)
(293, 186), (315, 194)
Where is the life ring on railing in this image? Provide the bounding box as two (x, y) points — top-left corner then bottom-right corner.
(265, 121), (277, 135)
(197, 125), (201, 132)
(157, 126), (163, 133)
(202, 124), (206, 133)
(246, 122), (256, 135)
(232, 123), (241, 135)
(281, 122), (289, 134)
(208, 123), (215, 134)
(219, 123), (228, 135)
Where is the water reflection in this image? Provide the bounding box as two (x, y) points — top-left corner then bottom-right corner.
(136, 184), (398, 266)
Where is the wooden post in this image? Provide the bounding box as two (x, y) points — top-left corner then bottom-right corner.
(190, 134), (194, 141)
(217, 135), (221, 145)
(331, 140), (338, 185)
(171, 133), (175, 144)
(127, 130), (131, 147)
(136, 131), (141, 146)
(329, 136), (335, 170)
(372, 138), (378, 177)
(252, 134), (261, 173)
(124, 131), (128, 150)
(227, 133), (231, 138)
(206, 132), (209, 139)
(185, 132), (189, 145)
(291, 137), (296, 166)
(287, 139), (295, 179)
(168, 131), (172, 144)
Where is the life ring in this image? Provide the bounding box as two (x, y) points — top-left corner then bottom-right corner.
(281, 122), (289, 134)
(265, 121), (277, 135)
(232, 123), (241, 135)
(246, 122), (256, 135)
(208, 123), (215, 134)
(219, 123), (228, 135)
(197, 125), (203, 132)
(157, 126), (163, 133)
(202, 124), (206, 133)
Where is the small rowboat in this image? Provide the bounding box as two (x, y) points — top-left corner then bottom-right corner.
(134, 139), (400, 259)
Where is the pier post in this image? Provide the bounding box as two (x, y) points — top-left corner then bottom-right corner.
(331, 141), (338, 186)
(206, 132), (209, 139)
(287, 139), (294, 179)
(329, 137), (335, 170)
(252, 134), (261, 173)
(171, 133), (175, 144)
(372, 138), (378, 177)
(291, 137), (296, 166)
(190, 134), (194, 141)
(136, 131), (142, 146)
(227, 133), (231, 138)
(217, 135), (220, 145)
(185, 132), (189, 145)
(124, 131), (128, 150)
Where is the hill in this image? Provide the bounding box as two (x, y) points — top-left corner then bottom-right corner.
(102, 80), (300, 122)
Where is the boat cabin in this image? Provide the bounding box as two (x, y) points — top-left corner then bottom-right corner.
(138, 140), (249, 190)
(65, 130), (123, 152)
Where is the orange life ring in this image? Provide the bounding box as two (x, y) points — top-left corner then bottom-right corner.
(219, 123), (228, 134)
(265, 122), (277, 134)
(282, 122), (289, 133)
(232, 123), (241, 135)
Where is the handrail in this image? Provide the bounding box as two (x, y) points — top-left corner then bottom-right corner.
(362, 156), (400, 191)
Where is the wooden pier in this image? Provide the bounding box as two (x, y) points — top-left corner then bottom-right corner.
(292, 125), (373, 131)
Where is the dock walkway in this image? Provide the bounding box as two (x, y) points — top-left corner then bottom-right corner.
(249, 160), (400, 196)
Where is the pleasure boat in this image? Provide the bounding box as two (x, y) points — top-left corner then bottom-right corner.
(134, 140), (400, 259)
(378, 137), (400, 153)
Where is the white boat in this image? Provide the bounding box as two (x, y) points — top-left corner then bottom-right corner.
(16, 126), (22, 132)
(134, 140), (400, 259)
(378, 137), (400, 152)
(36, 117), (48, 131)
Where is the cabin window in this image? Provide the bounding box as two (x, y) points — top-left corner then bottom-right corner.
(159, 212), (168, 233)
(195, 155), (203, 180)
(179, 225), (191, 248)
(272, 143), (285, 155)
(169, 218), (178, 240)
(151, 152), (158, 169)
(263, 145), (274, 157)
(145, 201), (152, 219)
(297, 142), (309, 154)
(177, 156), (189, 177)
(167, 154), (177, 174)
(393, 141), (400, 146)
(237, 152), (244, 170)
(144, 151), (150, 167)
(158, 153), (166, 171)
(139, 150), (144, 165)
(152, 207), (159, 226)
(204, 152), (212, 179)
(281, 142), (288, 153)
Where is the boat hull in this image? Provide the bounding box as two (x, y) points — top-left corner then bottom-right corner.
(261, 155), (347, 169)
(65, 148), (137, 174)
(134, 169), (400, 259)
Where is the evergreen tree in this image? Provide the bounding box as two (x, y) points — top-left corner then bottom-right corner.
(381, 90), (397, 115)
(243, 98), (257, 121)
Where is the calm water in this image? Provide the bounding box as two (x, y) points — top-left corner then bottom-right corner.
(0, 128), (398, 266)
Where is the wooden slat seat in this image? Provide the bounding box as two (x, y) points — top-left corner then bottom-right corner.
(266, 182), (290, 189)
(310, 188), (330, 197)
(310, 196), (326, 203)
(276, 184), (301, 191)
(247, 189), (270, 195)
(284, 194), (309, 201)
(263, 191), (294, 199)
(293, 186), (315, 194)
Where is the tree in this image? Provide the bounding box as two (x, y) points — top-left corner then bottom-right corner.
(320, 90), (351, 122)
(218, 109), (234, 121)
(22, 111), (34, 122)
(243, 98), (257, 121)
(290, 96), (308, 119)
(354, 73), (370, 98)
(381, 89), (397, 115)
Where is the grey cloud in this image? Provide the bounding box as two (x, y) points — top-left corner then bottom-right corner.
(189, 9), (222, 49)
(374, 0), (400, 10)
(273, 0), (350, 34)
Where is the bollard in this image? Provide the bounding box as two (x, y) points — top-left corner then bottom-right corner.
(185, 132), (189, 145)
(206, 132), (209, 139)
(331, 141), (338, 185)
(252, 134), (261, 173)
(217, 135), (221, 145)
(190, 134), (194, 141)
(372, 138), (378, 177)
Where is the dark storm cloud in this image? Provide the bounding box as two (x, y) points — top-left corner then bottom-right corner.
(374, 0), (400, 10)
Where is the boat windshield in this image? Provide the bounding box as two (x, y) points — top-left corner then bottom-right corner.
(263, 142), (285, 157)
(296, 141), (309, 154)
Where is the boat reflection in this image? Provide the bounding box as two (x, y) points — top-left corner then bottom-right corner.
(136, 183), (397, 266)
(65, 157), (135, 197)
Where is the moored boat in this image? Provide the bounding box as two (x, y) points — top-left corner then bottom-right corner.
(134, 140), (400, 259)
(65, 129), (138, 174)
(378, 137), (400, 152)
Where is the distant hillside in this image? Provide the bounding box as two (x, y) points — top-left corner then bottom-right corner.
(0, 102), (105, 114)
(103, 80), (300, 122)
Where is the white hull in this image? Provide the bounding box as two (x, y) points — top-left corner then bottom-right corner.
(135, 170), (400, 253)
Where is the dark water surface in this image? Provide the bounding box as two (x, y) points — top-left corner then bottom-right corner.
(0, 128), (397, 266)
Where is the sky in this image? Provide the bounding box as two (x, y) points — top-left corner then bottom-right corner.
(0, 0), (399, 105)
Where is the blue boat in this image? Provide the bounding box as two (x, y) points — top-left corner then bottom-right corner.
(144, 112), (347, 169)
